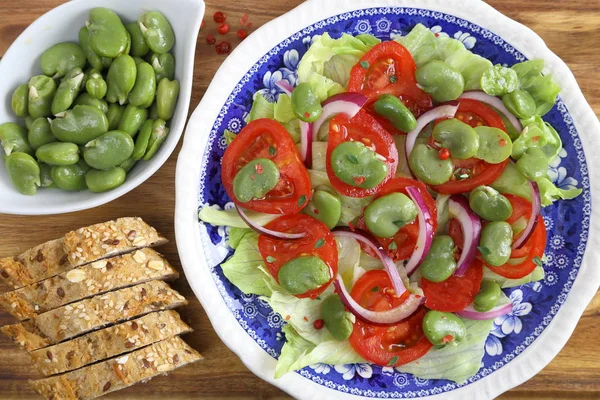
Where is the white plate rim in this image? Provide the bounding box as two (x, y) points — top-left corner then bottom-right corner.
(175, 0), (600, 398)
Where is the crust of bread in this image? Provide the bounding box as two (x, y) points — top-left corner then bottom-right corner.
(0, 321), (49, 352)
(30, 336), (202, 400)
(64, 217), (168, 267)
(29, 310), (191, 376)
(0, 249), (178, 321)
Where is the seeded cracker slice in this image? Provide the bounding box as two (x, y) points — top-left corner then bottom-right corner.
(0, 281), (187, 351)
(64, 217), (168, 267)
(0, 249), (178, 321)
(30, 336), (202, 400)
(29, 310), (191, 376)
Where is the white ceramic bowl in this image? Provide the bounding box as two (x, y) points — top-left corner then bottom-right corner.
(0, 0), (204, 215)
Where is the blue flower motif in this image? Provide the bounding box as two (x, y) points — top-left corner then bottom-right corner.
(267, 311), (284, 328)
(309, 363), (331, 374)
(548, 148), (580, 191)
(494, 289), (532, 336)
(389, 30), (402, 41)
(393, 374), (409, 388)
(381, 366), (394, 376)
(550, 235), (565, 250)
(376, 17), (392, 33)
(544, 271), (559, 286)
(543, 215), (554, 231)
(414, 377), (429, 387)
(430, 25), (449, 38)
(485, 324), (505, 356)
(302, 34), (319, 48)
(255, 70), (291, 103)
(453, 31), (476, 49)
(555, 254), (569, 269)
(227, 117), (243, 133)
(355, 19), (372, 35)
(243, 303), (258, 318)
(279, 49), (300, 86)
(334, 363), (373, 380)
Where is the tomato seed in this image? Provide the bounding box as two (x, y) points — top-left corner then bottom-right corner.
(313, 319), (324, 330)
(213, 11), (226, 23)
(216, 41), (232, 55)
(206, 34), (216, 45)
(240, 13), (249, 24)
(218, 23), (230, 35)
(237, 29), (248, 40)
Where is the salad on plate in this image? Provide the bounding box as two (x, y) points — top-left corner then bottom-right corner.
(199, 23), (582, 383)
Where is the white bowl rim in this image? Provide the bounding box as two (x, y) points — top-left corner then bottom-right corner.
(0, 0), (204, 215)
(175, 0), (600, 399)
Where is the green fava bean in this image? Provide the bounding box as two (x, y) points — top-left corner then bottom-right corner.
(331, 141), (388, 189)
(128, 62), (156, 108)
(433, 119), (479, 160)
(233, 158), (280, 203)
(373, 94), (417, 132)
(321, 295), (353, 341)
(480, 64), (519, 96)
(106, 55), (137, 105)
(474, 280), (502, 312)
(11, 83), (29, 117)
(40, 42), (86, 78)
(51, 160), (89, 191)
(120, 157), (137, 173)
(138, 11), (175, 54)
(278, 256), (331, 295)
(87, 8), (129, 58)
(364, 192), (418, 238)
(84, 131), (134, 170)
(475, 126), (512, 164)
(85, 69), (108, 99)
(28, 118), (56, 150)
(148, 102), (159, 120)
(73, 93), (108, 114)
(502, 89), (536, 120)
(132, 57), (145, 66)
(118, 105), (148, 137)
(304, 189), (342, 229)
(78, 26), (104, 71)
(419, 236), (457, 282)
(469, 186), (513, 222)
(156, 78), (180, 121)
(0, 122), (32, 156)
(52, 68), (85, 115)
(85, 167), (126, 192)
(125, 22), (150, 57)
(36, 142), (79, 166)
(516, 147), (548, 181)
(408, 143), (453, 185)
(28, 75), (57, 119)
(416, 60), (465, 102)
(422, 311), (466, 346)
(132, 119), (153, 160)
(5, 152), (40, 195)
(24, 117), (35, 131)
(51, 105), (109, 145)
(39, 163), (55, 188)
(106, 103), (125, 131)
(150, 53), (175, 81)
(291, 82), (322, 123)
(480, 221), (513, 266)
(142, 119), (169, 160)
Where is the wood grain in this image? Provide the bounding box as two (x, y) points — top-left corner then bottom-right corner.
(0, 0), (598, 399)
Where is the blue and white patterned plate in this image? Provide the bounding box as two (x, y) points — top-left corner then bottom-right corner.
(175, 0), (600, 398)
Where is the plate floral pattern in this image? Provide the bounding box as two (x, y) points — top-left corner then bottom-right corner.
(195, 7), (590, 398)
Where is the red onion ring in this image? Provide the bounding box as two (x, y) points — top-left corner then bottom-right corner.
(405, 102), (460, 158)
(333, 275), (424, 326)
(455, 301), (513, 320)
(459, 91), (523, 132)
(449, 195), (482, 276)
(512, 181), (541, 249)
(311, 92), (368, 138)
(299, 122), (313, 168)
(275, 80), (294, 96)
(404, 186), (436, 276)
(235, 205), (306, 240)
(332, 228), (406, 296)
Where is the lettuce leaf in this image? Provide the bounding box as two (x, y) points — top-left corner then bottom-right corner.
(274, 94), (296, 123)
(312, 142), (328, 172)
(220, 232), (280, 296)
(275, 325), (365, 378)
(247, 92), (275, 122)
(198, 205), (278, 228)
(228, 227), (251, 249)
(335, 235), (366, 286)
(396, 318), (493, 383)
(490, 162), (532, 201)
(224, 129), (237, 145)
(483, 265), (545, 288)
(537, 177), (582, 207)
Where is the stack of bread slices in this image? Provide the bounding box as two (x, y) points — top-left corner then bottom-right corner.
(0, 217), (202, 400)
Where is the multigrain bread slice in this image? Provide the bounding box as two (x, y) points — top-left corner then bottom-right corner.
(64, 217), (168, 268)
(0, 249), (178, 321)
(0, 281), (187, 351)
(29, 310), (192, 376)
(0, 239), (70, 290)
(30, 336), (202, 400)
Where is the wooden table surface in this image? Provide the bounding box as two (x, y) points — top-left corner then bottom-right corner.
(0, 0), (598, 399)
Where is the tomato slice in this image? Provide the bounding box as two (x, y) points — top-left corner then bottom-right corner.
(486, 215), (546, 279)
(348, 41), (432, 118)
(326, 110), (398, 198)
(356, 177), (437, 261)
(222, 118), (311, 214)
(257, 214), (337, 299)
(430, 100), (507, 194)
(422, 259), (484, 312)
(348, 270), (433, 367)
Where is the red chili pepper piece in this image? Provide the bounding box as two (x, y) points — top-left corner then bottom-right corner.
(216, 41), (232, 55)
(240, 13), (249, 25)
(438, 148), (450, 160)
(214, 11), (226, 23)
(206, 34), (216, 45)
(237, 29), (248, 40)
(313, 319), (324, 330)
(246, 22), (253, 29)
(218, 23), (230, 35)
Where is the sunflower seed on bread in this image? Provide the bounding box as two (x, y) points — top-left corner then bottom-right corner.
(0, 249), (178, 321)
